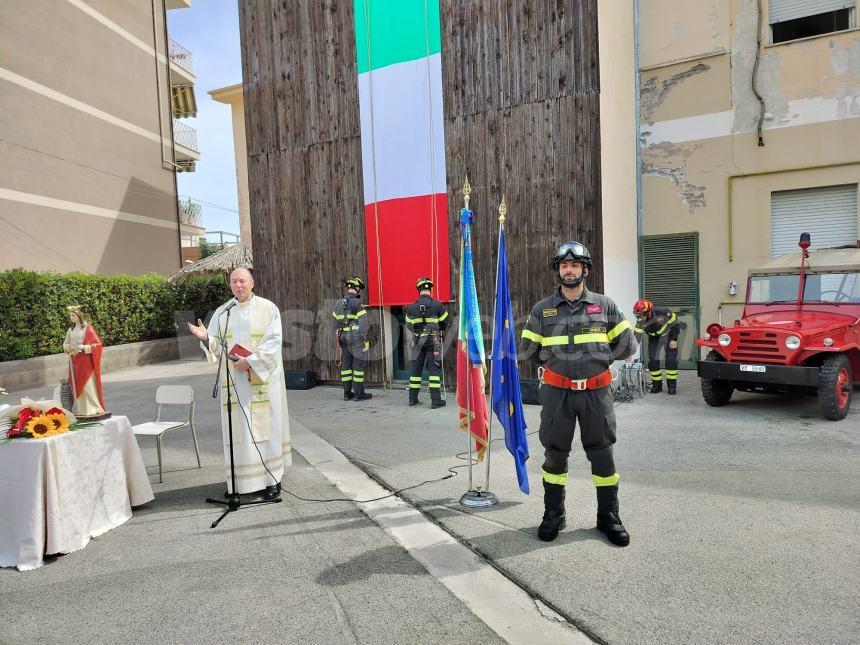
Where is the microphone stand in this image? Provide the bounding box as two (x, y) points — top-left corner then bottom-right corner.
(205, 304), (281, 528)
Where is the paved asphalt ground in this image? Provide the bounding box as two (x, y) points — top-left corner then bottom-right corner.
(2, 359), (858, 644)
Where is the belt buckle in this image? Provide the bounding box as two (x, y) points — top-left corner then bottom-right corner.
(569, 378), (587, 391)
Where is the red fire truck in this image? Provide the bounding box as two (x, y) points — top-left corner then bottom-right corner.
(697, 234), (860, 420)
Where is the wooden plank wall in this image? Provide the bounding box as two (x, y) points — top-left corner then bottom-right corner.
(239, 0), (602, 384)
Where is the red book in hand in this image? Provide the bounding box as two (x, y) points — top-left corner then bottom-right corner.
(228, 344), (253, 381)
(228, 343), (252, 358)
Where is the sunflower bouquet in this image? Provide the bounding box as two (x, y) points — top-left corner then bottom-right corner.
(0, 398), (98, 444)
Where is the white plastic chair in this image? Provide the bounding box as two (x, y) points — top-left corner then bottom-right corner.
(132, 385), (200, 483)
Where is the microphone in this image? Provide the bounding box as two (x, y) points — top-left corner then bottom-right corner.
(220, 299), (238, 315)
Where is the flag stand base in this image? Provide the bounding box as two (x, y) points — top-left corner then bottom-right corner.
(459, 490), (498, 508)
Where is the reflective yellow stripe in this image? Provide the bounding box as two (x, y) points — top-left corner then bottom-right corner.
(354, 309), (367, 318)
(406, 316), (423, 324)
(634, 327), (644, 333)
(424, 317), (439, 323)
(438, 311), (449, 321)
(541, 336), (568, 346)
(592, 473), (620, 487)
(332, 312), (345, 320)
(521, 329), (568, 346)
(341, 370), (353, 375)
(428, 383), (441, 388)
(666, 372), (678, 380)
(341, 376), (353, 382)
(573, 333), (609, 344)
(655, 312), (677, 336)
(542, 469), (569, 485)
(607, 320), (631, 341)
(521, 329), (542, 343)
(409, 383), (421, 389)
(428, 375), (441, 381)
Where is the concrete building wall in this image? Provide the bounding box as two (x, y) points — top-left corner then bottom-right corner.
(599, 0), (639, 318)
(209, 84), (252, 247)
(0, 0), (184, 275)
(639, 0), (860, 331)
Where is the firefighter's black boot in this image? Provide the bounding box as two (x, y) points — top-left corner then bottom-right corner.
(667, 380), (677, 395)
(430, 390), (446, 409)
(596, 486), (630, 547)
(353, 382), (372, 401)
(409, 390), (421, 406)
(538, 481), (566, 542)
(649, 380), (662, 394)
(343, 384), (354, 401)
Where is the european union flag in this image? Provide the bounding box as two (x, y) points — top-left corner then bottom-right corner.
(490, 225), (529, 494)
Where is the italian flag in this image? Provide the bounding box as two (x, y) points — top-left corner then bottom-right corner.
(354, 0), (451, 306)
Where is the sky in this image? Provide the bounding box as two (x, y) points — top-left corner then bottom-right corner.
(168, 0), (243, 236)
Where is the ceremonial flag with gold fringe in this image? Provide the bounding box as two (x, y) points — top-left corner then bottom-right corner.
(456, 206), (489, 460)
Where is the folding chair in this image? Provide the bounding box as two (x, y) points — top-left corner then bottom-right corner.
(132, 385), (200, 483)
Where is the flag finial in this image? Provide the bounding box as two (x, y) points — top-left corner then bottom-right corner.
(498, 195), (507, 225)
(462, 175), (472, 210)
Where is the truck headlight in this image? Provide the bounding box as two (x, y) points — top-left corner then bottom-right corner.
(823, 337), (833, 347)
(785, 335), (801, 350)
(703, 333), (711, 340)
(718, 333), (731, 347)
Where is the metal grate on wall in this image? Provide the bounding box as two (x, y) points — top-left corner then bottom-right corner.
(640, 233), (698, 307)
(770, 184), (858, 257)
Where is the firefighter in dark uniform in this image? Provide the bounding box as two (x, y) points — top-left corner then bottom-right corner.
(520, 241), (637, 546)
(632, 299), (680, 394)
(405, 277), (449, 408)
(332, 277), (372, 401)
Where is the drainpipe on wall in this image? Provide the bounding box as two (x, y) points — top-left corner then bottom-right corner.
(752, 0), (766, 146)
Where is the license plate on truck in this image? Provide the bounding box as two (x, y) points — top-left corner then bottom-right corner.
(740, 364), (766, 373)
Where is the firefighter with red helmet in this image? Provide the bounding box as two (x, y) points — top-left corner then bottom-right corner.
(520, 241), (637, 546)
(632, 299), (681, 394)
(405, 277), (449, 408)
(332, 277), (372, 401)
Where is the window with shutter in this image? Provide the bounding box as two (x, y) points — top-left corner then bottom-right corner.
(771, 184), (858, 258)
(769, 0), (855, 43)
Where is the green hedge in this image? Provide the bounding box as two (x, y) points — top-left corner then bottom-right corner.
(0, 269), (230, 361)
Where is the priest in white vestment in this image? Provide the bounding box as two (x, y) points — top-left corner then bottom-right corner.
(188, 268), (291, 497)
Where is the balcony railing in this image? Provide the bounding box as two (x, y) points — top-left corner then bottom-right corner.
(168, 36), (194, 75)
(178, 198), (203, 228)
(173, 119), (198, 152)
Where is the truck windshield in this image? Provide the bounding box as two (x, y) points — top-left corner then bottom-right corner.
(803, 272), (860, 303)
(748, 274), (799, 303)
(748, 272), (860, 303)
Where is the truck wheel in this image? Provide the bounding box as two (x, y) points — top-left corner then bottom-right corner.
(818, 354), (852, 421)
(701, 350), (733, 407)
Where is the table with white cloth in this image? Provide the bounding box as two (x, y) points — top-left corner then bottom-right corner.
(0, 416), (154, 571)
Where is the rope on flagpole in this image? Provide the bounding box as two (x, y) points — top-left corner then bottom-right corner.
(484, 196), (506, 493)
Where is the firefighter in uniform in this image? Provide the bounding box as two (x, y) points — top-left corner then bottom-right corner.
(632, 299), (680, 394)
(405, 277), (449, 408)
(332, 277), (372, 401)
(520, 241), (637, 546)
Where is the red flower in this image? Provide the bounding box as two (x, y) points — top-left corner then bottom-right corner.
(17, 407), (37, 424)
(7, 424), (24, 438)
(45, 407), (63, 416)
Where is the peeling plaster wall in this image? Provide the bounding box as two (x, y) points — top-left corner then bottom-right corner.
(639, 0), (860, 331)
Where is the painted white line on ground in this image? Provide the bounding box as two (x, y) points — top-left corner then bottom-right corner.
(291, 419), (591, 645)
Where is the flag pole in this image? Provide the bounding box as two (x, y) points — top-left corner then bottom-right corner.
(459, 177), (496, 508)
(483, 196), (506, 496)
(461, 177), (475, 492)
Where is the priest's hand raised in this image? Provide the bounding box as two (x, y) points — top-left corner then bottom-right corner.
(187, 319), (208, 341)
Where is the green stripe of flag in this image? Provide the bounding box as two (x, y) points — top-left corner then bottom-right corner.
(354, 0), (441, 74)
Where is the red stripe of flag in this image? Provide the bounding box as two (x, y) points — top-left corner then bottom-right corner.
(364, 193), (451, 306)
